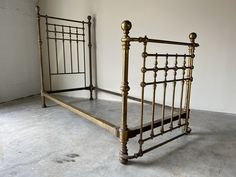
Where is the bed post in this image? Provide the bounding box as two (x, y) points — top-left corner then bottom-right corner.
(184, 32), (197, 134)
(36, 1), (46, 108)
(119, 20), (132, 164)
(87, 16), (94, 100)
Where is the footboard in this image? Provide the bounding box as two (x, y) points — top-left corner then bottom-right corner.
(119, 21), (199, 164)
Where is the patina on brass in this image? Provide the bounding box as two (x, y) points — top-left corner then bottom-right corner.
(36, 3), (46, 108)
(36, 1), (199, 164)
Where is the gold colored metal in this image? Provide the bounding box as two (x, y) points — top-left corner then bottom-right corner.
(36, 4), (46, 108)
(36, 4), (199, 163)
(170, 55), (178, 129)
(150, 55), (158, 137)
(184, 33), (197, 133)
(119, 20), (132, 164)
(43, 93), (119, 136)
(178, 55), (186, 125)
(128, 37), (199, 47)
(160, 55), (168, 133)
(45, 16), (52, 91)
(139, 36), (148, 155)
(87, 16), (94, 100)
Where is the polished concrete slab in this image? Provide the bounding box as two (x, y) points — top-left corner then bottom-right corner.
(0, 95), (236, 177)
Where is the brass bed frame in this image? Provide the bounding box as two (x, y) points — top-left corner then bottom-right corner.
(36, 5), (199, 164)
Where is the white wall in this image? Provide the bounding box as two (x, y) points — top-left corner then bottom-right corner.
(40, 0), (236, 114)
(92, 0), (236, 114)
(0, 0), (40, 103)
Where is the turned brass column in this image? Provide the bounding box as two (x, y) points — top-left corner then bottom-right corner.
(184, 32), (197, 133)
(87, 16), (94, 100)
(119, 20), (132, 164)
(36, 2), (46, 108)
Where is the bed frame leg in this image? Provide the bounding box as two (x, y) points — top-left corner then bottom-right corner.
(183, 33), (197, 135)
(36, 4), (47, 108)
(119, 20), (132, 164)
(41, 95), (46, 108)
(119, 129), (129, 164)
(87, 16), (94, 100)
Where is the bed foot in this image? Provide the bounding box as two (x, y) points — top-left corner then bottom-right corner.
(119, 156), (128, 164)
(41, 96), (46, 108)
(119, 144), (128, 164)
(183, 127), (191, 135)
(119, 129), (129, 165)
(89, 95), (93, 100)
(89, 85), (94, 100)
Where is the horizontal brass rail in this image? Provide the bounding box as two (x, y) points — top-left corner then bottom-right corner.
(47, 37), (84, 42)
(43, 92), (119, 136)
(128, 37), (199, 47)
(40, 14), (88, 24)
(46, 87), (89, 94)
(145, 66), (192, 72)
(47, 30), (84, 36)
(128, 112), (186, 138)
(125, 132), (186, 160)
(143, 123), (186, 142)
(147, 53), (193, 57)
(50, 72), (85, 75)
(46, 23), (84, 30)
(95, 87), (172, 108)
(145, 78), (192, 86)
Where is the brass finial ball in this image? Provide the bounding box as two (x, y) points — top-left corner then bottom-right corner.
(87, 16), (92, 20)
(121, 20), (132, 31)
(189, 32), (197, 40)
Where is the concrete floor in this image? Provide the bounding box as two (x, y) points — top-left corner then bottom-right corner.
(0, 95), (236, 177)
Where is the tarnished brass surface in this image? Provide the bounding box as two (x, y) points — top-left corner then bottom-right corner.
(119, 22), (199, 162)
(119, 20), (132, 164)
(36, 4), (46, 108)
(36, 1), (199, 163)
(43, 92), (119, 136)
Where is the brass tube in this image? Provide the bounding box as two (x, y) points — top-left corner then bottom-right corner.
(139, 37), (147, 154)
(146, 78), (191, 85)
(144, 123), (186, 142)
(147, 53), (192, 57)
(145, 66), (192, 72)
(95, 87), (169, 108)
(119, 20), (132, 164)
(76, 27), (80, 72)
(160, 55), (168, 133)
(47, 30), (84, 36)
(46, 87), (89, 94)
(36, 4), (46, 107)
(43, 93), (118, 136)
(50, 72), (85, 75)
(178, 55), (186, 125)
(170, 55), (178, 129)
(40, 14), (88, 24)
(128, 37), (199, 47)
(87, 16), (94, 100)
(184, 33), (197, 132)
(46, 23), (84, 29)
(54, 25), (59, 74)
(47, 37), (84, 42)
(62, 26), (66, 73)
(142, 132), (186, 154)
(69, 27), (73, 73)
(82, 22), (87, 87)
(45, 16), (52, 91)
(150, 55), (158, 137)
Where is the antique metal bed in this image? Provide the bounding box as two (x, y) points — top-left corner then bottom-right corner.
(36, 5), (199, 164)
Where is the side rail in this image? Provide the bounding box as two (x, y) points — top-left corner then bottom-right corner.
(119, 20), (199, 164)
